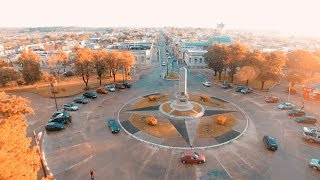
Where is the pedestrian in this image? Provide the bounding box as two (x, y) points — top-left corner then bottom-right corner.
(90, 170), (94, 180)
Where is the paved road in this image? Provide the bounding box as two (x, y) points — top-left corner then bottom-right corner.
(21, 65), (320, 180)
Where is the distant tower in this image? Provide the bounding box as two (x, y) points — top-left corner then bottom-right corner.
(216, 22), (225, 35)
(217, 22), (225, 29)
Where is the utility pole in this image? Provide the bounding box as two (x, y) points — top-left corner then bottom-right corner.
(51, 82), (58, 111)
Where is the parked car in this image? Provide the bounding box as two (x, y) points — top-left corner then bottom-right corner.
(122, 82), (132, 88)
(263, 135), (278, 151)
(265, 96), (280, 103)
(295, 116), (317, 124)
(277, 102), (295, 110)
(235, 86), (246, 92)
(105, 85), (116, 92)
(222, 83), (232, 89)
(162, 62), (166, 66)
(107, 119), (120, 133)
(49, 110), (72, 124)
(303, 127), (320, 143)
(45, 122), (65, 131)
(180, 151), (205, 164)
(63, 103), (79, 111)
(115, 83), (126, 89)
(97, 87), (108, 94)
(83, 92), (97, 99)
(202, 81), (212, 87)
(74, 96), (89, 104)
(241, 87), (253, 94)
(309, 159), (320, 170)
(287, 109), (305, 117)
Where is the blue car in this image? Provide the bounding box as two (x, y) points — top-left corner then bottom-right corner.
(45, 122), (65, 131)
(108, 119), (121, 133)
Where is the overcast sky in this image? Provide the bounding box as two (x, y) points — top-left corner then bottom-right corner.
(1, 0), (319, 36)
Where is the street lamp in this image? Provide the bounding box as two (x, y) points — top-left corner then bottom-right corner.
(50, 79), (58, 111)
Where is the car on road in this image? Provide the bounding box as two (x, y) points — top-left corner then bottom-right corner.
(162, 62), (166, 66)
(235, 86), (246, 92)
(45, 122), (65, 131)
(105, 85), (116, 92)
(202, 81), (212, 87)
(180, 151), (205, 164)
(295, 116), (317, 124)
(74, 96), (89, 104)
(107, 119), (120, 133)
(265, 96), (280, 103)
(122, 82), (132, 88)
(277, 102), (295, 110)
(83, 92), (97, 99)
(63, 103), (79, 111)
(97, 87), (108, 94)
(222, 83), (232, 89)
(263, 135), (278, 151)
(309, 159), (320, 170)
(115, 83), (126, 89)
(287, 109), (306, 117)
(240, 87), (253, 94)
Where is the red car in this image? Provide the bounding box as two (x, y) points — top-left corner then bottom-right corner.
(265, 96), (280, 103)
(115, 83), (126, 89)
(96, 87), (108, 94)
(180, 151), (205, 164)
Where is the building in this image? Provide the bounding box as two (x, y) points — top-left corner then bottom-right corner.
(0, 45), (4, 57)
(184, 49), (208, 68)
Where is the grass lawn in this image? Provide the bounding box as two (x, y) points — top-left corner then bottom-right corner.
(130, 114), (180, 138)
(196, 113), (236, 138)
(2, 74), (127, 98)
(133, 95), (171, 109)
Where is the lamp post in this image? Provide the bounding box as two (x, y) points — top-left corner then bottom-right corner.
(50, 79), (58, 111)
(287, 81), (292, 101)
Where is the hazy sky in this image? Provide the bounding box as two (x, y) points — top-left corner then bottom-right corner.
(1, 0), (319, 36)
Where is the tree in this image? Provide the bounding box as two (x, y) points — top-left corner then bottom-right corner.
(18, 50), (41, 84)
(92, 50), (109, 85)
(121, 51), (136, 81)
(0, 67), (22, 86)
(46, 53), (69, 80)
(255, 51), (286, 90)
(206, 44), (227, 80)
(74, 48), (94, 89)
(108, 51), (126, 82)
(227, 43), (249, 83)
(287, 50), (319, 76)
(0, 92), (40, 179)
(237, 66), (259, 86)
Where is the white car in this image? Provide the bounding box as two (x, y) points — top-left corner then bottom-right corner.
(277, 102), (295, 110)
(309, 159), (320, 170)
(105, 85), (116, 92)
(202, 81), (212, 87)
(162, 62), (166, 66)
(63, 103), (79, 111)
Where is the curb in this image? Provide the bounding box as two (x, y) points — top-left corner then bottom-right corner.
(41, 132), (55, 179)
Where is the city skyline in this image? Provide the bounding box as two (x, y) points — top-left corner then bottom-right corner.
(1, 0), (319, 36)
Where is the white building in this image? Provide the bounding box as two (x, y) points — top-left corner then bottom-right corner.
(184, 49), (208, 68)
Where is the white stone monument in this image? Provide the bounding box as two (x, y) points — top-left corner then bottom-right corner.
(171, 67), (193, 111)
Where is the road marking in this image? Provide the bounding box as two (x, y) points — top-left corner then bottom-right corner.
(137, 148), (157, 174)
(164, 150), (174, 180)
(228, 148), (255, 170)
(64, 154), (94, 172)
(212, 151), (233, 179)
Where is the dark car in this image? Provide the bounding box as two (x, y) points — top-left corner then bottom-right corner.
(295, 116), (317, 124)
(180, 151), (205, 164)
(108, 119), (121, 133)
(115, 83), (126, 89)
(50, 110), (72, 124)
(288, 109), (306, 117)
(83, 92), (97, 99)
(45, 122), (65, 131)
(235, 86), (246, 92)
(241, 87), (253, 94)
(96, 87), (108, 94)
(263, 135), (278, 151)
(63, 103), (79, 111)
(74, 96), (89, 104)
(265, 96), (280, 103)
(122, 82), (132, 88)
(222, 83), (232, 89)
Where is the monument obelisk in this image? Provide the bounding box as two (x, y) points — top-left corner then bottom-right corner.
(172, 67), (193, 111)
